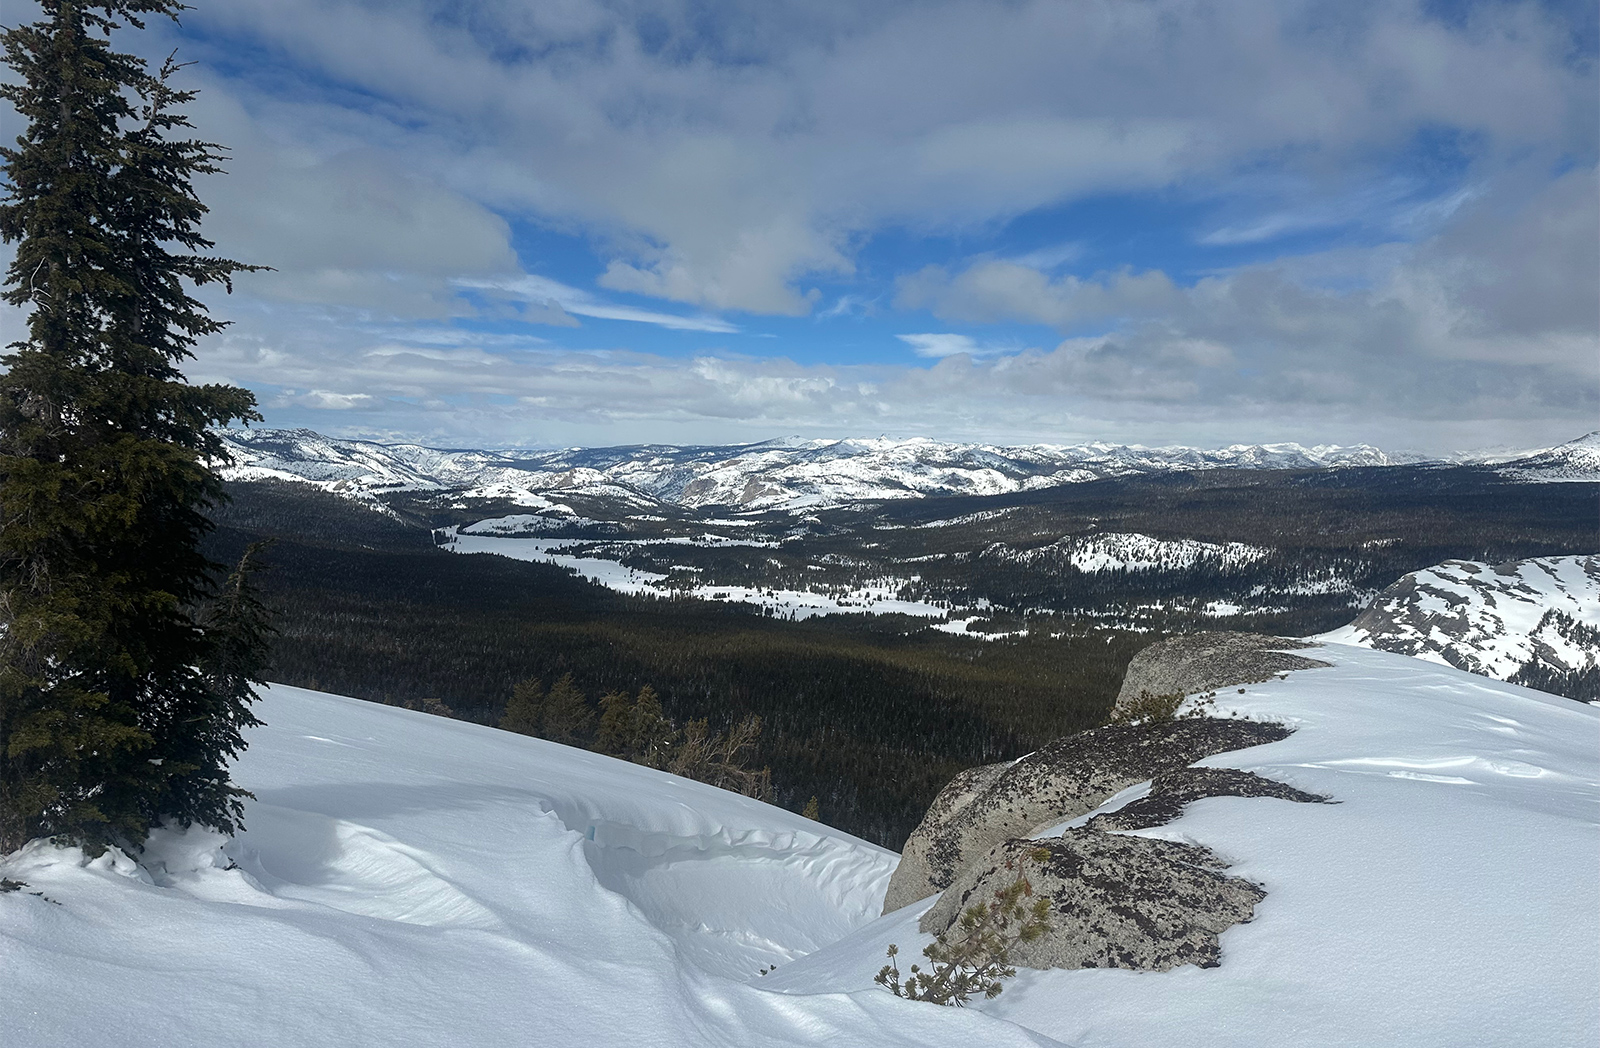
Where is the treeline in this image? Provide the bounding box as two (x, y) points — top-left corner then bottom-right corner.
(501, 675), (774, 801)
(206, 482), (1142, 848)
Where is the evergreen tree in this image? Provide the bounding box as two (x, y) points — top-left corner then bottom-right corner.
(629, 685), (674, 767)
(0, 1), (265, 854)
(594, 688), (633, 755)
(539, 673), (594, 747)
(500, 677), (543, 737)
(596, 683), (675, 764)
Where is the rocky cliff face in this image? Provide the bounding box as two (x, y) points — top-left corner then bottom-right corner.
(883, 718), (1296, 915)
(889, 633), (1337, 973)
(1111, 632), (1330, 721)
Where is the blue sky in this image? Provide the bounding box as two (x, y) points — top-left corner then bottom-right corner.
(5, 0), (1594, 451)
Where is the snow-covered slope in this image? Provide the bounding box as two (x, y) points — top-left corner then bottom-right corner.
(1496, 431), (1600, 483)
(1326, 555), (1600, 687)
(216, 428), (1427, 513)
(1036, 532), (1270, 573)
(4, 648), (1597, 1047)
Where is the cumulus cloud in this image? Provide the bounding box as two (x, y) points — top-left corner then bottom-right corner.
(5, 1), (1591, 454)
(896, 265), (1186, 329)
(166, 0), (1594, 314)
(894, 164), (1598, 410)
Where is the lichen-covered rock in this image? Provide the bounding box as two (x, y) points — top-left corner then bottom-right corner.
(1089, 767), (1332, 832)
(1111, 632), (1329, 721)
(882, 718), (1291, 913)
(920, 831), (1266, 971)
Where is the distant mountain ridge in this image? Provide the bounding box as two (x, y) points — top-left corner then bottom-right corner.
(1494, 431), (1600, 483)
(1328, 555), (1600, 702)
(215, 427), (1551, 514)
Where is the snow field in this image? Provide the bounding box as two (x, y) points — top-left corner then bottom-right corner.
(1054, 533), (1270, 574)
(446, 529), (949, 620)
(2, 687), (1063, 1048)
(3, 646), (1596, 1047)
(771, 645), (1600, 1048)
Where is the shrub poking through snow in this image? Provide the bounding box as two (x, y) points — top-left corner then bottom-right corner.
(1109, 689), (1186, 724)
(1110, 689), (1219, 726)
(877, 847), (1052, 1005)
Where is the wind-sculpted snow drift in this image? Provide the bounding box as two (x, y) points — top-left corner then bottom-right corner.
(3, 646), (1597, 1047)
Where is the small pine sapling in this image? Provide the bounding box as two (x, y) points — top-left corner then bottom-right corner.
(876, 848), (1053, 1006)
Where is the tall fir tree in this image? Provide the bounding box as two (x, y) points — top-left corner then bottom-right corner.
(0, 1), (267, 854)
(500, 677), (544, 737)
(540, 673), (594, 747)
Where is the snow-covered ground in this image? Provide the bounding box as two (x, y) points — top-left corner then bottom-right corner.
(4, 645), (1596, 1047)
(1049, 532), (1269, 574)
(447, 529), (949, 620)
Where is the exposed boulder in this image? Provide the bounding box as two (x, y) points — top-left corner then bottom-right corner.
(1089, 767), (1332, 833)
(1111, 632), (1328, 722)
(920, 832), (1266, 972)
(883, 718), (1291, 913)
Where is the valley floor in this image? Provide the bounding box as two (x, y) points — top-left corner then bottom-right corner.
(2, 645), (1596, 1047)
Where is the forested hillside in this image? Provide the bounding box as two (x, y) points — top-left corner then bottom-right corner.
(206, 467), (1597, 847)
(205, 482), (1140, 846)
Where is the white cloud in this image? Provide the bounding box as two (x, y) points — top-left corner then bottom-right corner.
(273, 390), (379, 410)
(896, 333), (1020, 359)
(163, 0), (1594, 315)
(459, 275), (739, 333)
(897, 333), (979, 358)
(898, 164), (1599, 380)
(896, 265), (1185, 328)
(1009, 242), (1085, 270)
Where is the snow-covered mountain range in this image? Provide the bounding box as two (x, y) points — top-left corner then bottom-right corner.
(4, 645), (1596, 1047)
(1493, 431), (1600, 483)
(217, 428), (1465, 514)
(1327, 555), (1599, 698)
(215, 428), (1600, 514)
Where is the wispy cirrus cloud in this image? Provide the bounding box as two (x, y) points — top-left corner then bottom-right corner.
(456, 274), (739, 333)
(896, 333), (1022, 359)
